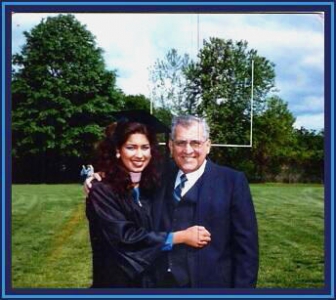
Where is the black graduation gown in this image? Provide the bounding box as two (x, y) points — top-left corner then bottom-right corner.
(86, 181), (167, 288)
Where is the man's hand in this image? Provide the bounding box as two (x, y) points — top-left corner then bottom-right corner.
(174, 226), (211, 248)
(83, 172), (103, 196)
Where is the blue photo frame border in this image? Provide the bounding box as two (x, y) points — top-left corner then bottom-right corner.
(1, 1), (334, 299)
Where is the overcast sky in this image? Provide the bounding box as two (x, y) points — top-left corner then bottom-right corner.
(12, 12), (325, 131)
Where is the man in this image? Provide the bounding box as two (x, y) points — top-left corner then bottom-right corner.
(85, 115), (258, 288)
(149, 115), (258, 288)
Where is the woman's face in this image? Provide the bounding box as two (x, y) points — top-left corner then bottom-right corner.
(118, 133), (152, 173)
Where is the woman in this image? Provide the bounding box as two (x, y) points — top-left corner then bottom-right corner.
(86, 119), (210, 288)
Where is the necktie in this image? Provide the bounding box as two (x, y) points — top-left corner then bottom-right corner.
(132, 187), (142, 207)
(173, 174), (188, 202)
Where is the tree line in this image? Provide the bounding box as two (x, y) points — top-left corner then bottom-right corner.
(11, 14), (324, 183)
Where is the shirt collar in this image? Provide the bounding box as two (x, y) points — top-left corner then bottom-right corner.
(176, 159), (208, 186)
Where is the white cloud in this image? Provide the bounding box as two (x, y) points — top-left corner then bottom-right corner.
(301, 53), (324, 70)
(199, 14), (323, 56)
(73, 14), (197, 96)
(294, 113), (324, 130)
(12, 12), (59, 27)
(290, 96), (324, 114)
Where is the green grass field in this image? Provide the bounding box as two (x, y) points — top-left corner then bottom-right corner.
(11, 184), (324, 288)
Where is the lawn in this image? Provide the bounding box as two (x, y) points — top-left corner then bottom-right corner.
(11, 183), (324, 288)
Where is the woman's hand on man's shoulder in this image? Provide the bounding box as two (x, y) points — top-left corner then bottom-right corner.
(83, 172), (104, 196)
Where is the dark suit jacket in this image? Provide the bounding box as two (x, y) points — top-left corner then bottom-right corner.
(152, 160), (259, 288)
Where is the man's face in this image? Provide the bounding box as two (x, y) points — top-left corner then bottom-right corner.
(169, 121), (211, 174)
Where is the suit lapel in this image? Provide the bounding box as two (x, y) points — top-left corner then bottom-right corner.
(193, 160), (215, 223)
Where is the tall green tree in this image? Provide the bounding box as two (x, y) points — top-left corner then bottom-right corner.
(252, 96), (296, 181)
(12, 14), (123, 182)
(149, 48), (191, 115)
(184, 38), (276, 145)
(289, 128), (324, 183)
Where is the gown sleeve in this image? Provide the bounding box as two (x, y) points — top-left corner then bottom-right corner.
(86, 181), (168, 279)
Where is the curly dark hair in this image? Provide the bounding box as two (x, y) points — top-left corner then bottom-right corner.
(95, 121), (162, 196)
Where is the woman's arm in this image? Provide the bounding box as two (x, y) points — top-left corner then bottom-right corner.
(87, 182), (211, 279)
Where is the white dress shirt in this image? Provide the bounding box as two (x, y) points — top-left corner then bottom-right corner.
(174, 160), (208, 197)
